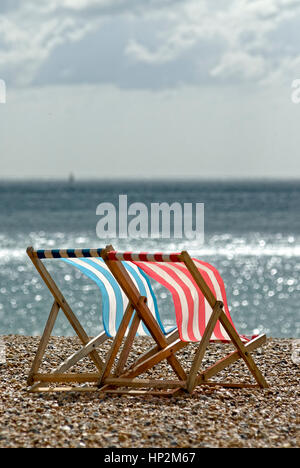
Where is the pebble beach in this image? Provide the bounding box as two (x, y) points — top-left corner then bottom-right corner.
(0, 335), (299, 448)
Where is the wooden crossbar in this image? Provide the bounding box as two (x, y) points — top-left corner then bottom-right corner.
(29, 248), (183, 262)
(31, 248), (103, 259)
(106, 251), (182, 262)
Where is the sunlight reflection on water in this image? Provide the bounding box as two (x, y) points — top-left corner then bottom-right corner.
(0, 232), (299, 338)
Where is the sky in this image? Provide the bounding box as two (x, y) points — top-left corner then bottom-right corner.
(1, 0), (300, 180)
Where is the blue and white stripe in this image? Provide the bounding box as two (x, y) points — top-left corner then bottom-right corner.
(61, 257), (168, 338)
(36, 248), (102, 259)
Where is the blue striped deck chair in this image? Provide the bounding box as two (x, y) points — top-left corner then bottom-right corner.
(26, 245), (177, 393)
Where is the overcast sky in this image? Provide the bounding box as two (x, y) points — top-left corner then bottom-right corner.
(1, 0), (300, 180)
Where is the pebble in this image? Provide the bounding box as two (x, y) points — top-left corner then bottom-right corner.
(0, 335), (299, 448)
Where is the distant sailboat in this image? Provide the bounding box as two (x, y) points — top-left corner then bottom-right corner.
(68, 172), (75, 184)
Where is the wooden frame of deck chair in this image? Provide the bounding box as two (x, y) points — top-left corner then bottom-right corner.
(25, 245), (177, 393)
(26, 245), (268, 395)
(93, 248), (268, 395)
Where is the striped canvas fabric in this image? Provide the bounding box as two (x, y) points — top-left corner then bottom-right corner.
(58, 250), (249, 343)
(62, 257), (172, 338)
(132, 258), (247, 343)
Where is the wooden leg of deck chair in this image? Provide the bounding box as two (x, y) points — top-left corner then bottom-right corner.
(186, 301), (223, 393)
(126, 329), (179, 372)
(218, 312), (268, 388)
(53, 331), (108, 375)
(196, 334), (267, 385)
(121, 338), (187, 380)
(28, 332), (109, 392)
(181, 250), (268, 391)
(27, 247), (104, 372)
(98, 313), (141, 393)
(98, 335), (187, 394)
(27, 300), (60, 386)
(98, 296), (186, 389)
(105, 326), (187, 384)
(113, 311), (141, 377)
(99, 329), (185, 394)
(98, 302), (136, 386)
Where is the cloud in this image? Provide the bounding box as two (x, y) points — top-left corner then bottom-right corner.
(0, 2), (103, 86)
(125, 0), (300, 84)
(1, 0), (300, 89)
(210, 51), (266, 80)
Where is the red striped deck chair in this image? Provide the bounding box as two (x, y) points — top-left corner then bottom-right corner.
(26, 245), (268, 395)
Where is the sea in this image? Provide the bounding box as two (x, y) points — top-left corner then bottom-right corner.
(0, 179), (299, 338)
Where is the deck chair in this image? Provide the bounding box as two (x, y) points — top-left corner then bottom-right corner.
(26, 245), (268, 395)
(26, 245), (175, 392)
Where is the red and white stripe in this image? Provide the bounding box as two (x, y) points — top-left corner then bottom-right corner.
(107, 251), (181, 262)
(107, 251), (249, 343)
(133, 258), (248, 343)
